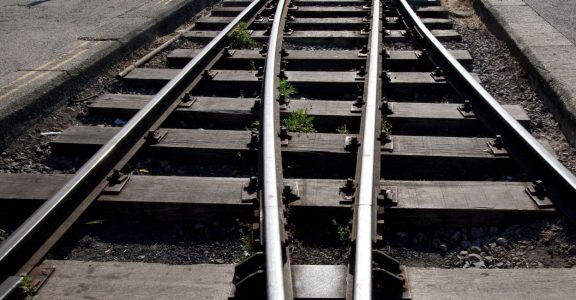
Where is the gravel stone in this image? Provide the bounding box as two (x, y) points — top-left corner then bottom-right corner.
(439, 243), (448, 253)
(496, 237), (508, 246)
(468, 253), (482, 263)
(470, 246), (482, 254)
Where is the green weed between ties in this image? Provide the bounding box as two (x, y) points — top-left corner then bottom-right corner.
(282, 108), (315, 133)
(20, 275), (35, 299)
(381, 119), (392, 138)
(229, 22), (257, 49)
(278, 79), (297, 98)
(336, 124), (349, 134)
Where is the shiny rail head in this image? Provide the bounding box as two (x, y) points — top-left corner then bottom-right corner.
(393, 0), (576, 222)
(0, 0), (267, 285)
(261, 0), (294, 299)
(350, 0), (382, 299)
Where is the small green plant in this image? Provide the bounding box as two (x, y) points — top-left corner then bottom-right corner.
(246, 120), (260, 131)
(282, 108), (315, 133)
(85, 219), (105, 225)
(20, 275), (35, 299)
(336, 124), (349, 134)
(241, 237), (253, 256)
(381, 119), (392, 139)
(331, 219), (350, 243)
(249, 60), (257, 71)
(229, 22), (257, 49)
(279, 79), (297, 98)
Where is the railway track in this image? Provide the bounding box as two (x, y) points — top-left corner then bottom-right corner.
(1, 0), (576, 298)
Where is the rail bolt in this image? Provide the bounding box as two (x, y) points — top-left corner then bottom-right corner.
(461, 100), (472, 112)
(492, 135), (504, 149)
(353, 96), (365, 108)
(357, 66), (367, 77)
(279, 126), (292, 140)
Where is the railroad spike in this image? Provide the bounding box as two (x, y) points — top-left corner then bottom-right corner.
(259, 44), (268, 56)
(344, 136), (360, 152)
(525, 180), (554, 208)
(180, 93), (192, 102)
(461, 100), (472, 112)
(223, 46), (235, 57)
(244, 176), (259, 193)
(108, 169), (128, 185)
(487, 134), (508, 156)
(251, 98), (261, 111)
(278, 94), (289, 105)
(381, 71), (392, 82)
(353, 95), (365, 108)
(382, 48), (391, 58)
(430, 67), (445, 81)
(492, 135), (504, 149)
(282, 183), (300, 202)
(248, 130), (259, 148)
(357, 66), (367, 77)
(381, 100), (394, 114)
(279, 126), (292, 140)
(256, 66), (264, 78)
(358, 45), (369, 57)
(145, 129), (167, 145)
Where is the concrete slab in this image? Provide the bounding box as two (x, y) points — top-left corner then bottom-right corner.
(35, 260), (576, 299)
(476, 0), (576, 146)
(482, 0), (526, 6)
(0, 0), (215, 148)
(36, 260), (235, 299)
(528, 46), (576, 75)
(523, 0), (576, 46)
(36, 261), (349, 299)
(408, 267), (576, 299)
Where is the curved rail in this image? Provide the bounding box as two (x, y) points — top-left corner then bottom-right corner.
(394, 0), (576, 222)
(0, 0), (265, 288)
(350, 0), (382, 298)
(261, 0), (293, 298)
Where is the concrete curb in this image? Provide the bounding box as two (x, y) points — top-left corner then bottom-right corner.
(474, 0), (576, 147)
(0, 0), (215, 149)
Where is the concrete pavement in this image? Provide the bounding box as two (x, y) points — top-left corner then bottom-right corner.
(0, 0), (214, 148)
(476, 0), (576, 146)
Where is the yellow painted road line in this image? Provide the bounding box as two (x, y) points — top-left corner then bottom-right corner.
(7, 41), (92, 86)
(0, 46), (92, 102)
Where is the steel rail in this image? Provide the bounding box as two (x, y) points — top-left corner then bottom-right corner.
(0, 0), (265, 290)
(394, 0), (576, 222)
(350, 0), (382, 298)
(261, 0), (293, 298)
